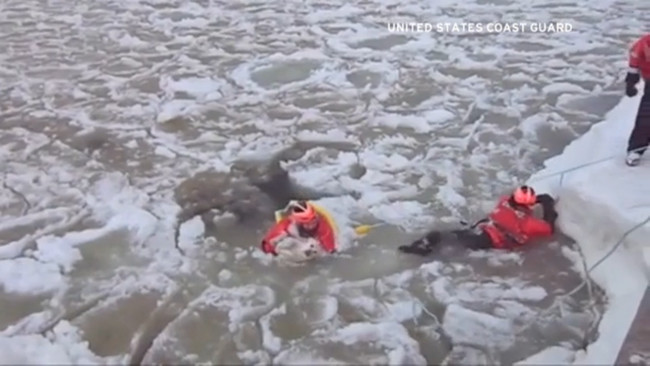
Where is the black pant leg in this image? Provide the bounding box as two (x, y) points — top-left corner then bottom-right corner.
(453, 229), (493, 250)
(646, 83), (650, 148)
(628, 83), (650, 154)
(399, 228), (494, 256)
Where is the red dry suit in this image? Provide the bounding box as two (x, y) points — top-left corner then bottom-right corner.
(261, 214), (337, 256)
(479, 195), (554, 249)
(629, 34), (650, 80)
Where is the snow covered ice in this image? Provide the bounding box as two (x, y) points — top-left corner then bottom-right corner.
(526, 85), (650, 365)
(1, 0), (650, 364)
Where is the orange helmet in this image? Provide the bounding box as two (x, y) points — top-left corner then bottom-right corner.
(288, 201), (317, 224)
(513, 185), (537, 206)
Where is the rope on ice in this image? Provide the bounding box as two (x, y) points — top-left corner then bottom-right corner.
(512, 214), (650, 340)
(408, 147), (650, 349)
(513, 146), (650, 337)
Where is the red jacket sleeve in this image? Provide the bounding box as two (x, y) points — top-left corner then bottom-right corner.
(261, 219), (291, 255)
(316, 218), (337, 253)
(629, 36), (649, 71)
(521, 216), (553, 239)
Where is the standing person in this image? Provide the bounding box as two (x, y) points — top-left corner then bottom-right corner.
(625, 33), (650, 167)
(398, 186), (558, 256)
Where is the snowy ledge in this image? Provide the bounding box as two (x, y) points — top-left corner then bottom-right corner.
(527, 85), (650, 365)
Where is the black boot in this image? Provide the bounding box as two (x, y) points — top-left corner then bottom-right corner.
(398, 231), (441, 256)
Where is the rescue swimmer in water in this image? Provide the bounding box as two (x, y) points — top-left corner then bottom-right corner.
(261, 200), (338, 260)
(398, 185), (559, 256)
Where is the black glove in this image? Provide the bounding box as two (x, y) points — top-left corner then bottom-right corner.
(535, 194), (555, 205)
(399, 238), (433, 256)
(261, 241), (278, 256)
(625, 72), (640, 97)
(398, 231), (441, 256)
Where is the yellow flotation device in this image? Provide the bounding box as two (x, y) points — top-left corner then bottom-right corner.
(274, 201), (339, 235)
